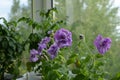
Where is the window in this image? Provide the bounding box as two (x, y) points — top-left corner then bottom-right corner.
(0, 0), (120, 79)
(0, 0), (30, 22)
(53, 0), (120, 77)
(32, 0), (53, 21)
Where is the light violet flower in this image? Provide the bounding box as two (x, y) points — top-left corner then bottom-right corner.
(40, 37), (50, 44)
(47, 43), (59, 59)
(94, 34), (112, 54)
(38, 37), (50, 54)
(54, 28), (72, 48)
(38, 43), (46, 55)
(30, 49), (39, 62)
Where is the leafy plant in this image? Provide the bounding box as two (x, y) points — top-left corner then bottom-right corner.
(22, 8), (112, 80)
(0, 17), (25, 79)
(0, 8), (113, 80)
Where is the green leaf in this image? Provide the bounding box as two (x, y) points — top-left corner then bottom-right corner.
(83, 55), (91, 63)
(17, 17), (27, 22)
(0, 17), (8, 27)
(7, 21), (17, 27)
(95, 61), (104, 68)
(47, 70), (61, 80)
(2, 39), (8, 49)
(69, 54), (78, 58)
(67, 54), (78, 65)
(72, 68), (80, 74)
(117, 72), (120, 78)
(73, 74), (87, 80)
(95, 54), (103, 58)
(67, 58), (75, 65)
(9, 40), (16, 51)
(98, 77), (104, 80)
(26, 62), (36, 72)
(75, 60), (81, 68)
(8, 48), (14, 55)
(52, 63), (62, 69)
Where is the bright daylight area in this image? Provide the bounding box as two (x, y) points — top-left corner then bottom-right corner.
(0, 0), (28, 19)
(0, 0), (120, 80)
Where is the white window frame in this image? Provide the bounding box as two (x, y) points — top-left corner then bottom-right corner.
(31, 0), (73, 24)
(31, 0), (53, 22)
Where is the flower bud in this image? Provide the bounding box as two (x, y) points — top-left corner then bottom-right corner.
(79, 34), (84, 40)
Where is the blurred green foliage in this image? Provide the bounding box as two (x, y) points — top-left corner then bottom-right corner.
(54, 0), (120, 79)
(8, 0), (32, 75)
(0, 17), (25, 79)
(5, 0), (120, 79)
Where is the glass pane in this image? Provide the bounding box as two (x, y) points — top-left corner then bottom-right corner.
(0, 0), (12, 19)
(0, 0), (30, 21)
(0, 0), (31, 75)
(53, 0), (120, 79)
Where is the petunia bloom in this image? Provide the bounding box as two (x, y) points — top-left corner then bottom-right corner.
(38, 37), (50, 54)
(47, 43), (59, 59)
(38, 43), (46, 55)
(30, 49), (39, 62)
(94, 34), (112, 54)
(54, 28), (72, 48)
(40, 37), (50, 44)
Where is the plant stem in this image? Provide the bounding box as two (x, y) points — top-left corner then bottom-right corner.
(0, 68), (4, 80)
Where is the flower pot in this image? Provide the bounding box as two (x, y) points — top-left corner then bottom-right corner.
(16, 72), (41, 80)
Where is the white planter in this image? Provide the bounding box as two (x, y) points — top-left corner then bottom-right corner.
(16, 72), (41, 80)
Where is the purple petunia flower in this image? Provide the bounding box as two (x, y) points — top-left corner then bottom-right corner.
(47, 43), (59, 59)
(40, 37), (50, 44)
(38, 43), (46, 54)
(30, 49), (39, 62)
(54, 28), (72, 48)
(38, 37), (50, 54)
(94, 34), (112, 54)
